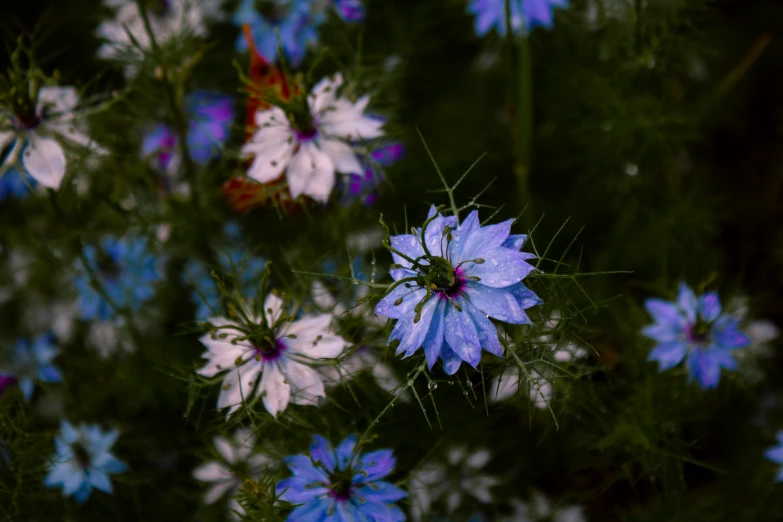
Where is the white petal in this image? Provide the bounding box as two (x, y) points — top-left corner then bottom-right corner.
(312, 281), (337, 310)
(465, 449), (491, 470)
(258, 362), (290, 417)
(22, 133), (66, 188)
(204, 480), (236, 505)
(319, 98), (383, 141)
(213, 436), (235, 463)
(285, 314), (346, 359)
(490, 370), (521, 402)
(193, 461), (232, 483)
(244, 140), (294, 183)
(197, 339), (247, 378)
(309, 74), (343, 115)
(217, 369), (246, 413)
(37, 86), (78, 115)
(263, 293), (284, 326)
(281, 359), (325, 406)
(316, 138), (363, 174)
(286, 142), (335, 202)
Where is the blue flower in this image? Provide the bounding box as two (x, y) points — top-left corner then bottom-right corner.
(141, 91), (234, 171)
(74, 237), (162, 321)
(276, 434), (406, 521)
(340, 143), (405, 206)
(375, 207), (541, 375)
(764, 432), (783, 482)
(44, 421), (127, 504)
(234, 0), (324, 66)
(334, 0), (365, 22)
(0, 334), (62, 400)
(0, 169), (36, 202)
(643, 283), (751, 389)
(468, 0), (568, 36)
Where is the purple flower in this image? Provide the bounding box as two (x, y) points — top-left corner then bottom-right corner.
(643, 283), (751, 389)
(764, 432), (783, 482)
(334, 0), (365, 22)
(375, 206), (541, 375)
(0, 334), (62, 401)
(469, 0), (569, 37)
(341, 143), (404, 206)
(276, 434), (406, 521)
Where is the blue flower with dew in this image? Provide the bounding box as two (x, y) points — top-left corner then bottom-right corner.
(276, 434), (406, 521)
(0, 334), (62, 400)
(74, 237), (162, 321)
(764, 431), (783, 483)
(468, 0), (569, 37)
(44, 421), (127, 504)
(642, 282), (750, 389)
(375, 206), (541, 375)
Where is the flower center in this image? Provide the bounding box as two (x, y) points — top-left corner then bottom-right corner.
(255, 0), (288, 23)
(295, 127), (318, 142)
(73, 442), (92, 469)
(251, 338), (287, 362)
(329, 478), (353, 502)
(687, 318), (712, 344)
(420, 257), (465, 298)
(97, 252), (121, 280)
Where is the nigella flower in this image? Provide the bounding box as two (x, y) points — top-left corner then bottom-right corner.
(242, 73), (384, 203)
(142, 91), (234, 177)
(44, 421), (127, 504)
(193, 428), (273, 518)
(409, 447), (498, 520)
(234, 0), (323, 65)
(0, 334), (62, 400)
(73, 237), (162, 321)
(503, 492), (586, 522)
(197, 292), (348, 417)
(375, 206), (541, 375)
(468, 0), (569, 36)
(0, 168), (36, 202)
(490, 367), (552, 407)
(340, 143), (404, 206)
(333, 0), (365, 22)
(276, 434), (406, 521)
(1, 86), (104, 189)
(643, 283), (751, 389)
(764, 432), (783, 483)
(97, 0), (214, 77)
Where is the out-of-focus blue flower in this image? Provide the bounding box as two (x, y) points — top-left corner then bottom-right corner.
(375, 206), (541, 375)
(764, 431), (783, 482)
(0, 334), (62, 400)
(334, 0), (365, 22)
(0, 169), (36, 202)
(233, 0), (324, 66)
(468, 0), (569, 37)
(142, 91), (234, 172)
(276, 434), (406, 521)
(74, 237), (162, 321)
(44, 421), (127, 504)
(340, 143), (404, 206)
(643, 283), (751, 389)
(184, 224), (267, 318)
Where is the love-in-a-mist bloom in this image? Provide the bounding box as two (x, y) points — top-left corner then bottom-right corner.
(375, 207), (541, 375)
(276, 434), (406, 521)
(74, 237), (162, 321)
(97, 0), (214, 76)
(333, 0), (365, 21)
(242, 73), (384, 202)
(503, 492), (586, 522)
(643, 283), (751, 389)
(1, 86), (103, 189)
(409, 447), (498, 520)
(764, 432), (783, 483)
(197, 293), (348, 417)
(469, 0), (569, 36)
(234, 0), (323, 65)
(0, 334), (62, 400)
(193, 428), (273, 518)
(44, 421), (127, 504)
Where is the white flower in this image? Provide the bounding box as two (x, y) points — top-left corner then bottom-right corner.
(1, 86), (102, 189)
(408, 447), (499, 521)
(197, 293), (348, 418)
(491, 367), (553, 408)
(241, 73), (383, 203)
(193, 428), (272, 519)
(542, 310), (588, 363)
(97, 0), (214, 76)
(504, 492), (586, 522)
(87, 317), (136, 359)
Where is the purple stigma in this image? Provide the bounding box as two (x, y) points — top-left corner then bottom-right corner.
(295, 127), (318, 142)
(438, 267), (467, 299)
(328, 483), (353, 502)
(253, 339), (287, 362)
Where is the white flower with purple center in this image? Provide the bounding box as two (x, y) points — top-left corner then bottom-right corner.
(197, 293), (348, 418)
(1, 86), (103, 190)
(469, 0), (569, 36)
(375, 206), (541, 375)
(193, 428), (273, 518)
(241, 73), (383, 203)
(276, 434), (406, 521)
(0, 334), (62, 400)
(643, 282), (751, 389)
(409, 447), (498, 521)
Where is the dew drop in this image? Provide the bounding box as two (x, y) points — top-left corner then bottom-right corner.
(428, 382), (438, 390)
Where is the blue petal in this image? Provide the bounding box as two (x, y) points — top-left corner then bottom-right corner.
(72, 482), (93, 504)
(644, 298), (685, 328)
(375, 284), (423, 319)
(19, 378), (34, 401)
(60, 421), (79, 444)
(355, 480), (407, 503)
(502, 234), (528, 250)
(443, 302), (482, 367)
(276, 477), (329, 503)
(390, 295), (440, 357)
(422, 300), (446, 369)
(698, 292), (721, 322)
(776, 468), (783, 483)
(37, 365), (62, 383)
(440, 342), (463, 375)
(464, 283), (527, 324)
(87, 470), (112, 494)
(677, 283), (698, 324)
(648, 342), (688, 371)
(461, 248), (535, 288)
(764, 445), (783, 465)
(642, 323), (685, 344)
(508, 283), (542, 314)
(686, 348), (722, 389)
(451, 218), (514, 265)
(288, 497), (333, 520)
(310, 435), (337, 472)
(336, 435), (358, 471)
(356, 450), (395, 482)
(712, 317), (750, 350)
(284, 455), (330, 483)
(94, 455), (127, 474)
(464, 300), (503, 357)
(389, 234), (425, 270)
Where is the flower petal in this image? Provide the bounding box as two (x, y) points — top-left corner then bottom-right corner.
(461, 247), (535, 288)
(317, 138), (363, 174)
(648, 342), (688, 371)
(22, 133), (66, 189)
(422, 300), (446, 369)
(677, 283), (698, 323)
(282, 359), (325, 406)
(287, 141), (336, 202)
(310, 435), (337, 472)
(698, 292), (721, 322)
(443, 302), (482, 367)
(357, 449), (396, 482)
